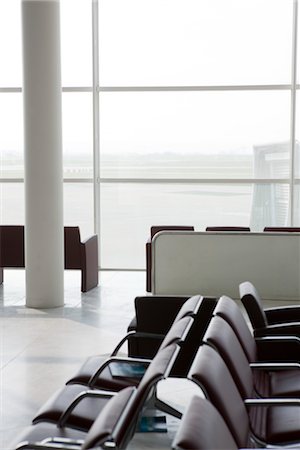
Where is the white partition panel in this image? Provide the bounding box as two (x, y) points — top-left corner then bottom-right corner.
(152, 232), (300, 300)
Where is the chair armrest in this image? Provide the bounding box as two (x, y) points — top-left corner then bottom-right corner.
(58, 389), (116, 427)
(265, 305), (300, 324)
(16, 442), (81, 450)
(250, 362), (300, 370)
(245, 398), (300, 406)
(110, 330), (165, 356)
(255, 336), (300, 362)
(80, 234), (98, 292)
(146, 238), (152, 292)
(43, 438), (83, 447)
(254, 322), (300, 337)
(88, 355), (152, 387)
(127, 316), (137, 332)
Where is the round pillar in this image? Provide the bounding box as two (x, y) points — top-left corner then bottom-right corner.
(22, 0), (64, 308)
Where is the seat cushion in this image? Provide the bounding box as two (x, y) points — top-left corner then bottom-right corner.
(32, 384), (114, 431)
(266, 406), (300, 444)
(67, 355), (140, 390)
(10, 422), (86, 450)
(269, 370), (300, 398)
(254, 368), (300, 399)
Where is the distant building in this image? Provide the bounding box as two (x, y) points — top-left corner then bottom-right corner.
(250, 142), (299, 230)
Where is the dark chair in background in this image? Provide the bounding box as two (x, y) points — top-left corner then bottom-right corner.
(126, 295), (190, 357)
(0, 225), (25, 284)
(146, 225), (194, 292)
(64, 226), (98, 292)
(264, 226), (300, 232)
(0, 225), (98, 292)
(205, 226), (250, 231)
(66, 295), (200, 390)
(126, 294), (216, 362)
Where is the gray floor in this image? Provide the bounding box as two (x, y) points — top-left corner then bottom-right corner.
(0, 270), (200, 450)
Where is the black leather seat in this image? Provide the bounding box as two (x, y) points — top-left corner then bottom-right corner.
(188, 344), (300, 447)
(203, 313), (300, 399)
(239, 281), (300, 337)
(31, 317), (193, 431)
(67, 295), (217, 388)
(173, 396), (240, 450)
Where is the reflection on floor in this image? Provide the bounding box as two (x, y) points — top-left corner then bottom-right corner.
(1, 270), (297, 450)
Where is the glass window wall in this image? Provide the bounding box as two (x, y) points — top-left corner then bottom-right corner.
(0, 0), (299, 270)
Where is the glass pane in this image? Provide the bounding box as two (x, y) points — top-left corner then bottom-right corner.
(100, 181), (291, 269)
(100, 91), (290, 180)
(62, 93), (93, 179)
(0, 0), (22, 87)
(294, 183), (300, 225)
(0, 94), (24, 178)
(294, 93), (300, 178)
(64, 183), (94, 240)
(100, 182), (252, 269)
(0, 182), (94, 240)
(60, 0), (92, 86)
(0, 183), (25, 224)
(100, 0), (292, 86)
(250, 183), (290, 230)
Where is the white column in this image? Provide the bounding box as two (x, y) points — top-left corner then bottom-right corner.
(22, 0), (64, 308)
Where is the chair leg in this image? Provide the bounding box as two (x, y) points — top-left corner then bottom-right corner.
(154, 397), (182, 419)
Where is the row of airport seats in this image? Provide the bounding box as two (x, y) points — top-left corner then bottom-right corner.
(173, 291), (300, 449)
(12, 282), (300, 449)
(146, 225), (300, 291)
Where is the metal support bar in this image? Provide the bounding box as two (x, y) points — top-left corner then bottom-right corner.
(289, 0), (298, 225)
(92, 0), (101, 268)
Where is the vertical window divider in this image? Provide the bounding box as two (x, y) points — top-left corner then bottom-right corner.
(92, 0), (101, 268)
(289, 0), (298, 225)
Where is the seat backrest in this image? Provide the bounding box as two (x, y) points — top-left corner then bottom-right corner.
(159, 316), (194, 349)
(150, 225), (194, 240)
(188, 345), (251, 449)
(205, 226), (250, 232)
(173, 295), (203, 321)
(0, 225), (25, 267)
(64, 226), (82, 269)
(214, 296), (257, 363)
(113, 343), (180, 448)
(264, 226), (300, 232)
(82, 344), (180, 450)
(82, 386), (136, 450)
(129, 296), (198, 359)
(203, 315), (254, 399)
(239, 281), (268, 329)
(134, 296), (189, 334)
(169, 296), (217, 377)
(172, 396), (239, 450)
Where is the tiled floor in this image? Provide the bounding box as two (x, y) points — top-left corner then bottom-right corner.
(1, 270), (298, 450)
(0, 270), (199, 450)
